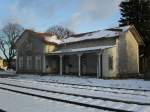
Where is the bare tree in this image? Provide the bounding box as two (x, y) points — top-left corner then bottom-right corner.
(0, 23), (24, 69)
(46, 25), (74, 39)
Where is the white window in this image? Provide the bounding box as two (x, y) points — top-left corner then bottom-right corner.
(35, 56), (41, 70)
(19, 57), (23, 69)
(27, 56), (32, 69)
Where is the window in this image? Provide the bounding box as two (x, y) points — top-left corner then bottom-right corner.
(35, 56), (41, 70)
(108, 56), (113, 70)
(19, 57), (23, 69)
(27, 56), (32, 69)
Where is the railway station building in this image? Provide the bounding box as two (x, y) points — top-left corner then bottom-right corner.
(15, 25), (144, 78)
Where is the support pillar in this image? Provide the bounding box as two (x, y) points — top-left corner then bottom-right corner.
(97, 52), (102, 78)
(42, 54), (46, 73)
(16, 51), (18, 72)
(78, 54), (82, 76)
(60, 55), (63, 75)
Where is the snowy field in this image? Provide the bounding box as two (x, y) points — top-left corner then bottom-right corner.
(0, 74), (150, 112)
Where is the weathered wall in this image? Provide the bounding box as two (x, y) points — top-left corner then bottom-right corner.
(16, 32), (44, 73)
(126, 31), (139, 73)
(45, 44), (57, 53)
(118, 31), (139, 77)
(45, 55), (59, 74)
(0, 59), (3, 68)
(102, 46), (117, 78)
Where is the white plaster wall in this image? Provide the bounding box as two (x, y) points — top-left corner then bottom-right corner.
(102, 46), (117, 78)
(125, 31), (139, 73)
(118, 31), (139, 76)
(118, 32), (128, 75)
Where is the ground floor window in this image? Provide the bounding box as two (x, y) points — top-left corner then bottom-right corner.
(19, 57), (23, 69)
(35, 56), (41, 70)
(27, 56), (32, 70)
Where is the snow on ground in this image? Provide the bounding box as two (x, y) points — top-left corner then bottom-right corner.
(0, 77), (150, 112)
(0, 70), (16, 77)
(0, 70), (15, 74)
(0, 74), (150, 112)
(14, 75), (150, 90)
(0, 89), (106, 112)
(1, 78), (150, 105)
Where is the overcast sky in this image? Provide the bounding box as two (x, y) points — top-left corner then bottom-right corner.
(0, 0), (123, 33)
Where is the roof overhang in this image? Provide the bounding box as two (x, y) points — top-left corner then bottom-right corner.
(107, 25), (145, 46)
(48, 45), (116, 55)
(128, 25), (145, 46)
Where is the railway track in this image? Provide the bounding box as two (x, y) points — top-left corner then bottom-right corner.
(36, 81), (150, 97)
(0, 81), (149, 105)
(37, 80), (150, 92)
(0, 82), (149, 112)
(10, 78), (150, 97)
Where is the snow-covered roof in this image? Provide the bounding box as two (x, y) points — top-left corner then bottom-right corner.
(61, 30), (119, 44)
(44, 35), (62, 44)
(51, 45), (115, 54)
(58, 25), (134, 44)
(18, 30), (61, 45)
(18, 25), (138, 46)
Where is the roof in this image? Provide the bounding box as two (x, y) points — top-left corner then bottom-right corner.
(129, 25), (144, 45)
(107, 25), (130, 32)
(16, 25), (144, 46)
(108, 25), (144, 45)
(60, 25), (144, 45)
(28, 30), (62, 45)
(43, 35), (61, 44)
(61, 30), (119, 44)
(50, 45), (115, 54)
(15, 29), (61, 46)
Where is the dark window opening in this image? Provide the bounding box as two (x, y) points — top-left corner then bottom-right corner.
(109, 56), (113, 70)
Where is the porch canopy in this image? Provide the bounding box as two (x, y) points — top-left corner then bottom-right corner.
(47, 45), (115, 78)
(51, 45), (114, 54)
